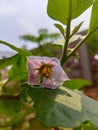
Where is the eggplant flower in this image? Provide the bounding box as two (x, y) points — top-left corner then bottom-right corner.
(27, 56), (69, 89)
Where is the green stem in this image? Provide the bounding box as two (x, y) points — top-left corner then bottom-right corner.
(60, 0), (72, 66)
(2, 78), (11, 88)
(65, 27), (98, 61)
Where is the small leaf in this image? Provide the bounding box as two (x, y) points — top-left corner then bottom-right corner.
(54, 23), (65, 36)
(63, 79), (91, 90)
(70, 21), (84, 37)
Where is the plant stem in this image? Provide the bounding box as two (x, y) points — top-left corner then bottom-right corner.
(65, 27), (98, 61)
(60, 0), (72, 66)
(2, 78), (11, 88)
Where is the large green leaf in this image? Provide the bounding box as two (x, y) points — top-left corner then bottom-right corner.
(89, 0), (98, 32)
(0, 40), (32, 56)
(81, 92), (98, 127)
(47, 0), (93, 24)
(28, 86), (98, 128)
(29, 86), (88, 128)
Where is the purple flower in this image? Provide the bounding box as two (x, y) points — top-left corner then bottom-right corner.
(27, 56), (69, 89)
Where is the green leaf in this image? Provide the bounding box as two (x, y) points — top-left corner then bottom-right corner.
(29, 118), (50, 130)
(89, 0), (98, 32)
(20, 85), (32, 104)
(80, 92), (98, 127)
(28, 86), (98, 128)
(0, 100), (22, 118)
(83, 126), (98, 130)
(29, 86), (87, 128)
(86, 30), (98, 54)
(63, 79), (91, 90)
(0, 40), (32, 56)
(0, 54), (19, 69)
(54, 23), (65, 36)
(47, 0), (93, 24)
(70, 22), (84, 37)
(8, 55), (27, 81)
(73, 126), (82, 130)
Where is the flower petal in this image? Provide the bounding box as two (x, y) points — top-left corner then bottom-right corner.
(42, 78), (58, 89)
(27, 57), (41, 85)
(28, 70), (40, 85)
(52, 67), (69, 83)
(51, 59), (70, 83)
(27, 56), (59, 67)
(27, 56), (42, 68)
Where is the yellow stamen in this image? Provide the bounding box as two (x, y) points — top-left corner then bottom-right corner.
(40, 66), (52, 78)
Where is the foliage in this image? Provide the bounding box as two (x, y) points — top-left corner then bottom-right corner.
(28, 86), (98, 128)
(20, 28), (61, 57)
(0, 0), (98, 130)
(47, 0), (93, 24)
(63, 79), (91, 90)
(86, 30), (98, 54)
(20, 28), (60, 46)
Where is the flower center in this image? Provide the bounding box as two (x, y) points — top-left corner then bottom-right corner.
(40, 65), (52, 78)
